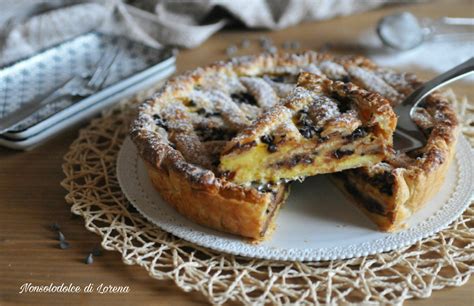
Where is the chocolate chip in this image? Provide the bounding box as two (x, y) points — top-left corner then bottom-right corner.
(331, 93), (352, 113)
(260, 135), (278, 153)
(365, 198), (386, 215)
(365, 171), (394, 196)
(231, 92), (257, 105)
(417, 100), (427, 108)
(51, 223), (61, 231)
(348, 127), (368, 141)
(260, 135), (274, 144)
(299, 126), (317, 139)
(226, 45), (237, 56)
(235, 140), (257, 151)
(296, 109), (318, 139)
(341, 75), (351, 83)
(196, 126), (236, 142)
(59, 241), (70, 249)
(266, 73), (297, 83)
(85, 253), (94, 265)
(333, 149), (354, 159)
(241, 39), (250, 48)
(270, 75), (285, 83)
(197, 108), (220, 117)
(284, 154), (313, 167)
(268, 144), (277, 153)
(290, 41), (300, 49)
(266, 46), (277, 54)
(152, 114), (168, 130)
(256, 182), (274, 193)
(91, 246), (102, 257)
(343, 181), (385, 215)
(206, 112), (221, 118)
(282, 41), (292, 50)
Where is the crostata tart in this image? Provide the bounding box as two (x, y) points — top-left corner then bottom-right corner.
(130, 51), (458, 240)
(219, 72), (397, 184)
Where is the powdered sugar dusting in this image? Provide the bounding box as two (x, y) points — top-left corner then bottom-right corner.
(240, 77), (279, 109)
(263, 76), (295, 97)
(348, 66), (402, 103)
(319, 61), (348, 80)
(308, 95), (341, 130)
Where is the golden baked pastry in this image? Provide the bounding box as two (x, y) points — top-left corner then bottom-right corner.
(130, 51), (458, 240)
(331, 90), (459, 231)
(219, 72), (396, 184)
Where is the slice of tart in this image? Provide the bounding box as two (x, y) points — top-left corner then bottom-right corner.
(219, 72), (397, 185)
(331, 90), (459, 231)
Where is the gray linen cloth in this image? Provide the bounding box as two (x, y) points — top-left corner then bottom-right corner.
(0, 0), (387, 66)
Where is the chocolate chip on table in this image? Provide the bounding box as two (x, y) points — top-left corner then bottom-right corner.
(85, 253), (94, 265)
(282, 41), (292, 50)
(290, 41), (300, 49)
(50, 222), (61, 231)
(266, 46), (278, 54)
(226, 45), (237, 56)
(241, 39), (250, 48)
(258, 35), (271, 47)
(59, 241), (70, 250)
(91, 246), (102, 257)
(318, 42), (331, 52)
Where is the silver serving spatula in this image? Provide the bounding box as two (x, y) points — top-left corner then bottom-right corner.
(394, 57), (473, 153)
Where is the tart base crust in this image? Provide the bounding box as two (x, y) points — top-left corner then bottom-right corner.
(332, 127), (459, 232)
(145, 161), (288, 240)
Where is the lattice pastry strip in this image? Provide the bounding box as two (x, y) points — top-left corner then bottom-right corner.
(219, 72), (397, 184)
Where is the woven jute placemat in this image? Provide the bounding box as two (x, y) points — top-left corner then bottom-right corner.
(61, 87), (473, 305)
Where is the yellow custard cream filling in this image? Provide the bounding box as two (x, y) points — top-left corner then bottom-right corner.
(220, 137), (387, 184)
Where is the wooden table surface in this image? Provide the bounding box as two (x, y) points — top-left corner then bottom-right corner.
(1, 1), (472, 305)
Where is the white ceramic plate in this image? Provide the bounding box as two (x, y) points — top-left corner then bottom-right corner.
(117, 137), (473, 261)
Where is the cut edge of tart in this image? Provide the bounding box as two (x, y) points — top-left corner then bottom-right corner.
(130, 50), (459, 240)
(219, 72), (397, 185)
(331, 91), (459, 232)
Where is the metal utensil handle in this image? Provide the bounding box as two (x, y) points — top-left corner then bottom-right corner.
(0, 77), (73, 134)
(404, 57), (474, 113)
(430, 17), (474, 35)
